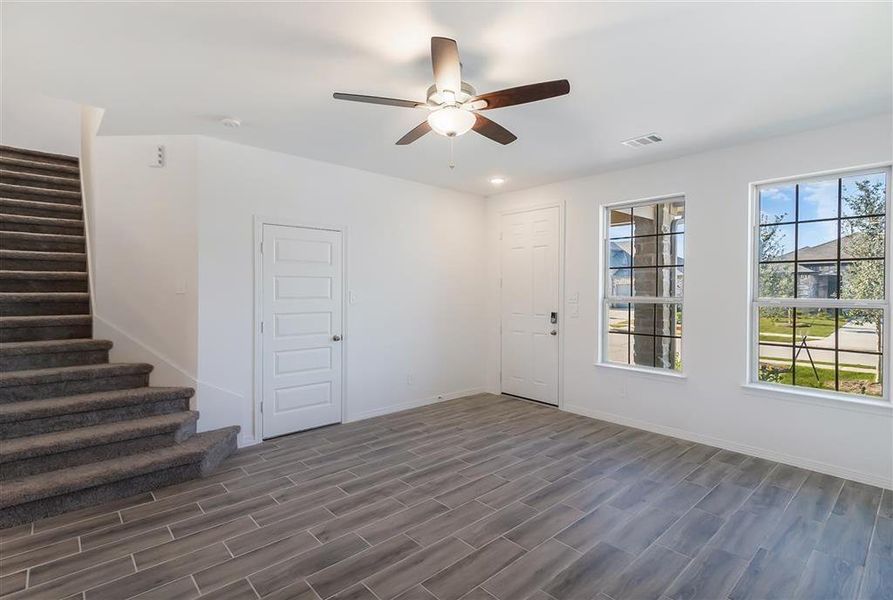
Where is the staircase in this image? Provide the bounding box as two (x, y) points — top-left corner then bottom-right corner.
(0, 145), (239, 528)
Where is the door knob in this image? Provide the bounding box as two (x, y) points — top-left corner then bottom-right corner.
(333, 335), (342, 342)
(550, 330), (558, 336)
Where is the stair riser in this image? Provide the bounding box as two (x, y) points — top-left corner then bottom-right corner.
(0, 300), (90, 316)
(0, 221), (85, 236)
(0, 257), (87, 272)
(0, 423), (197, 480)
(0, 174), (80, 192)
(0, 323), (92, 342)
(0, 149), (78, 168)
(0, 185), (81, 206)
(0, 201), (82, 220)
(0, 349), (109, 372)
(0, 373), (149, 402)
(0, 236), (85, 253)
(0, 278), (88, 292)
(1, 398), (191, 439)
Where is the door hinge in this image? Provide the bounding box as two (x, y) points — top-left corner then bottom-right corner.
(499, 277), (503, 288)
(260, 403), (263, 414)
(499, 231), (503, 240)
(259, 241), (263, 254)
(260, 321), (264, 333)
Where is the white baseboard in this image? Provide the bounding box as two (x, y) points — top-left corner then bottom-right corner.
(565, 403), (893, 490)
(346, 387), (487, 422)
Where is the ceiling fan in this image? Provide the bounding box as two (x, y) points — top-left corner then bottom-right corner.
(333, 37), (570, 146)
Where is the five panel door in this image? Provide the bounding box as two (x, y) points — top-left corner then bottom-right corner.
(262, 224), (343, 437)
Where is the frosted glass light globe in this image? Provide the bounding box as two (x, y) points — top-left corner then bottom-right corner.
(427, 106), (476, 137)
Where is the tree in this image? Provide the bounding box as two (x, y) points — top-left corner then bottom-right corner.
(759, 212), (794, 323)
(840, 178), (886, 387)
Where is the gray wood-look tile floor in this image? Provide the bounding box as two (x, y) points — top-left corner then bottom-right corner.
(1, 394), (891, 600)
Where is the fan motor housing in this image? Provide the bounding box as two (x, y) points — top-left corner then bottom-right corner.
(426, 82), (477, 107)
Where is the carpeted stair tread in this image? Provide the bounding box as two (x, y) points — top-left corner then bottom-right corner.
(0, 292), (90, 303)
(0, 386), (195, 423)
(0, 156), (80, 177)
(1, 412), (199, 463)
(0, 183), (82, 204)
(1, 213), (85, 231)
(0, 146), (79, 166)
(0, 231), (86, 252)
(0, 363), (153, 388)
(0, 170), (81, 190)
(0, 339), (111, 371)
(0, 271), (88, 293)
(0, 198), (83, 219)
(0, 427), (238, 509)
(0, 270), (87, 281)
(0, 314), (91, 329)
(0, 249), (87, 262)
(0, 338), (112, 356)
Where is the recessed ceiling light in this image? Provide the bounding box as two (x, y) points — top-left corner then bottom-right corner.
(489, 176), (506, 186)
(221, 117), (241, 129)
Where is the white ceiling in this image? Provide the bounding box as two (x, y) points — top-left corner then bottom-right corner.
(3, 2), (891, 195)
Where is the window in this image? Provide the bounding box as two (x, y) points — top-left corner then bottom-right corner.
(602, 197), (684, 372)
(752, 168), (890, 399)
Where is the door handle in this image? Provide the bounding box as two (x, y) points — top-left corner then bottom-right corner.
(550, 330), (558, 336)
(333, 335), (342, 342)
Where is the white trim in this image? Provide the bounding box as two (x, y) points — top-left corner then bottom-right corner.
(597, 194), (686, 373)
(252, 214), (349, 442)
(741, 383), (893, 416)
(497, 201), (566, 410)
(347, 387), (487, 422)
(746, 163), (893, 404)
(595, 361), (688, 381)
(564, 402), (893, 490)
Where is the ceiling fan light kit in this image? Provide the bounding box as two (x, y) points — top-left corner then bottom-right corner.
(333, 36), (570, 157)
(427, 106), (476, 137)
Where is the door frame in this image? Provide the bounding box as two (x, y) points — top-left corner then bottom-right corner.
(498, 201), (566, 409)
(252, 215), (349, 442)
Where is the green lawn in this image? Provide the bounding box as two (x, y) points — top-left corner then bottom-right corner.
(759, 362), (882, 396)
(759, 312), (836, 341)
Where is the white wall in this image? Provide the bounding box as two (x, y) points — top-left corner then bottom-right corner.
(194, 138), (487, 444)
(0, 91), (81, 156)
(485, 114), (893, 488)
(89, 135), (199, 392)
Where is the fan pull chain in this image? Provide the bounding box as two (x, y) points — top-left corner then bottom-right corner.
(449, 136), (455, 170)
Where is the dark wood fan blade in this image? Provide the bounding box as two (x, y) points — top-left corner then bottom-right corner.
(396, 121), (432, 145)
(431, 37), (461, 94)
(472, 114), (517, 145)
(333, 93), (425, 109)
(473, 80), (570, 110)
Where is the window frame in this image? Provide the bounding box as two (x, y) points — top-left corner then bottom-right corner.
(748, 164), (893, 403)
(599, 193), (687, 376)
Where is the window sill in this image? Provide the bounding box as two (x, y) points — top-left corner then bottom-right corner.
(595, 362), (688, 381)
(741, 383), (893, 416)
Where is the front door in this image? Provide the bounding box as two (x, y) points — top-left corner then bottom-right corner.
(262, 224), (343, 437)
(500, 207), (560, 405)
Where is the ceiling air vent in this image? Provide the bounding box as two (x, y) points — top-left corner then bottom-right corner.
(621, 133), (663, 149)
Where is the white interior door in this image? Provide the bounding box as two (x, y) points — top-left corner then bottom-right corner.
(262, 224), (343, 437)
(501, 207), (560, 405)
